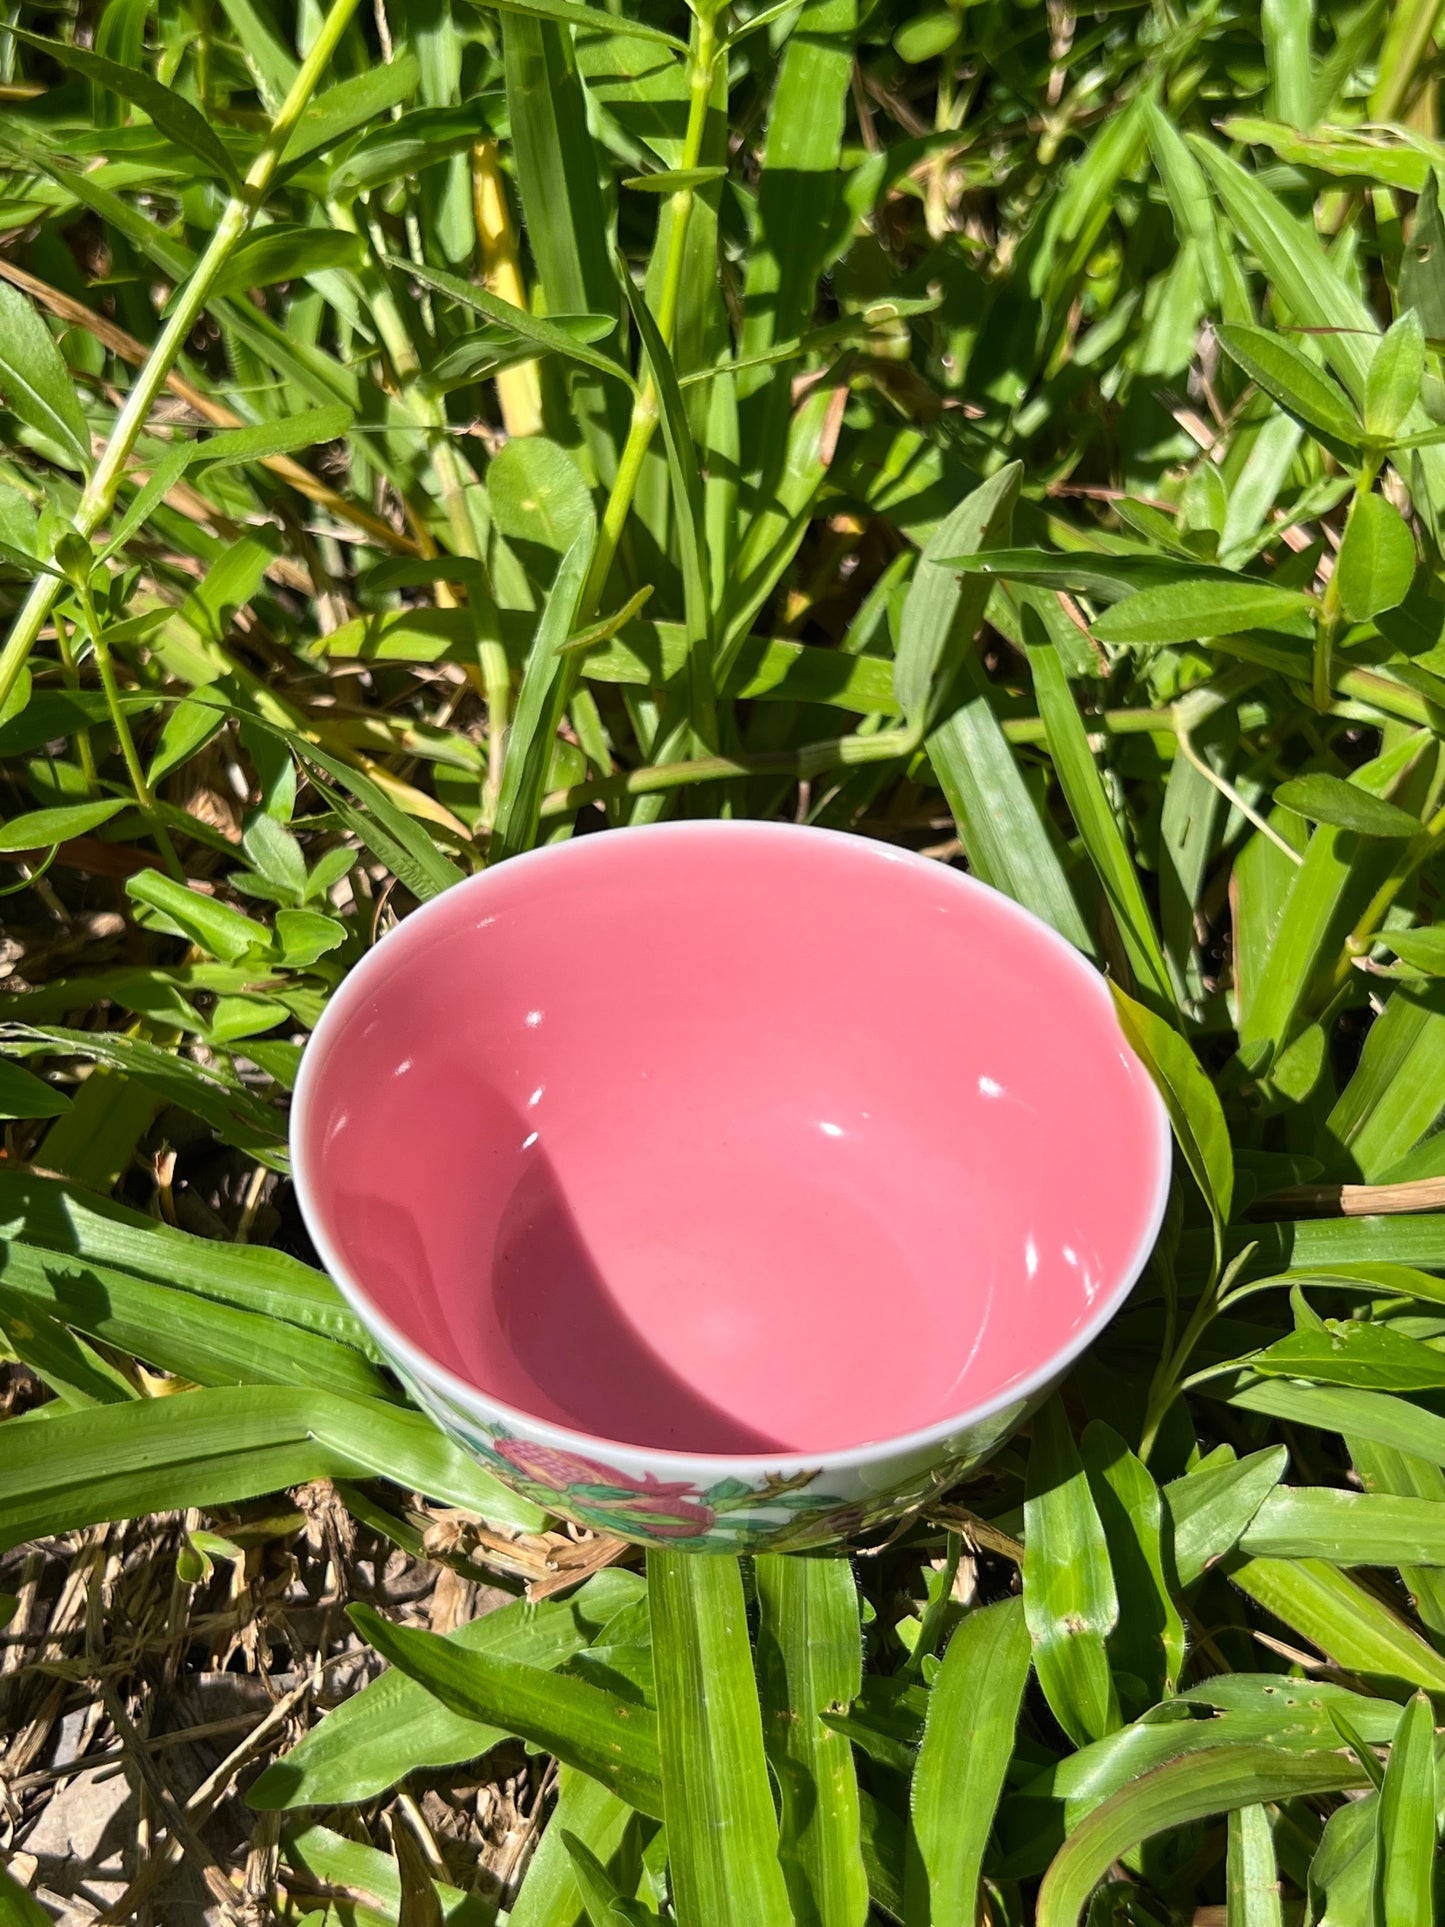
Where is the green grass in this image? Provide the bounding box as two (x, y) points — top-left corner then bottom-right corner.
(6, 0), (1445, 1916)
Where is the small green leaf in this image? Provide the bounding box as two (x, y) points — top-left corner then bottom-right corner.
(1366, 311), (1426, 441)
(1400, 171), (1445, 342)
(188, 404), (355, 469)
(561, 1832), (657, 1927)
(1383, 925), (1445, 973)
(0, 1058), (72, 1121)
(1272, 772), (1421, 839)
(487, 437), (596, 558)
(0, 798), (128, 851)
(1023, 1399), (1121, 1748)
(0, 281), (91, 473)
(1109, 983), (1233, 1226)
(327, 102), (494, 196)
(467, 0), (688, 49)
(1333, 492), (1416, 623)
(1378, 1692), (1436, 1927)
(126, 872), (273, 963)
(1093, 579), (1315, 647)
(1217, 322), (1362, 447)
(209, 227), (367, 300)
(894, 9), (959, 60)
(895, 463), (1022, 732)
(394, 256), (630, 388)
(1162, 1446), (1289, 1587)
(274, 908), (345, 968)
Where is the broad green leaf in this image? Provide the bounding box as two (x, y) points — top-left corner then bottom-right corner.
(278, 56), (421, 168)
(1272, 772), (1421, 838)
(755, 1554), (868, 1927)
(0, 1236), (388, 1402)
(1384, 925), (1445, 972)
(1334, 493), (1417, 623)
(895, 463), (1022, 732)
(487, 436), (596, 557)
(648, 1551), (792, 1927)
(1216, 323), (1362, 447)
(1228, 1376), (1445, 1470)
(249, 1572), (643, 1807)
(126, 871), (273, 962)
(1162, 1445), (1289, 1587)
(1109, 984), (1232, 1225)
(0, 280), (91, 472)
(1226, 1804), (1281, 1927)
(0, 1386), (543, 1548)
(351, 1605), (664, 1817)
(10, 28), (243, 190)
(1021, 604), (1173, 1014)
(1251, 1320), (1445, 1391)
(0, 797), (127, 852)
(0, 1170), (371, 1352)
(1092, 579), (1315, 647)
(0, 1058), (72, 1121)
(283, 1822), (492, 1926)
(1377, 1692), (1436, 1927)
(1228, 1555), (1445, 1691)
(1366, 311), (1426, 440)
(1399, 169), (1445, 342)
(906, 1597), (1030, 1927)
(1037, 1747), (1366, 1927)
(1023, 1399), (1120, 1747)
(1241, 1484), (1445, 1563)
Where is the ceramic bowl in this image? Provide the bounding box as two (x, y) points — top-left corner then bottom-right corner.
(290, 821), (1171, 1551)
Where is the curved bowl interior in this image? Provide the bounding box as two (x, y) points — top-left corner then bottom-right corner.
(293, 825), (1168, 1458)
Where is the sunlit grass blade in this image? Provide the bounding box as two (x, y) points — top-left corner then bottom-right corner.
(647, 1550), (792, 1927)
(755, 1553), (869, 1927)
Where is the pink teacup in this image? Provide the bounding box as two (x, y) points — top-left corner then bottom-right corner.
(290, 821), (1170, 1551)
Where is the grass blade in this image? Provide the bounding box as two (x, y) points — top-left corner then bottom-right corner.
(1023, 1399), (1121, 1746)
(647, 1550), (792, 1927)
(755, 1553), (869, 1927)
(906, 1597), (1030, 1927)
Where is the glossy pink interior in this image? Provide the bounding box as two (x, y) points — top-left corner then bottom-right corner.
(296, 826), (1166, 1456)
